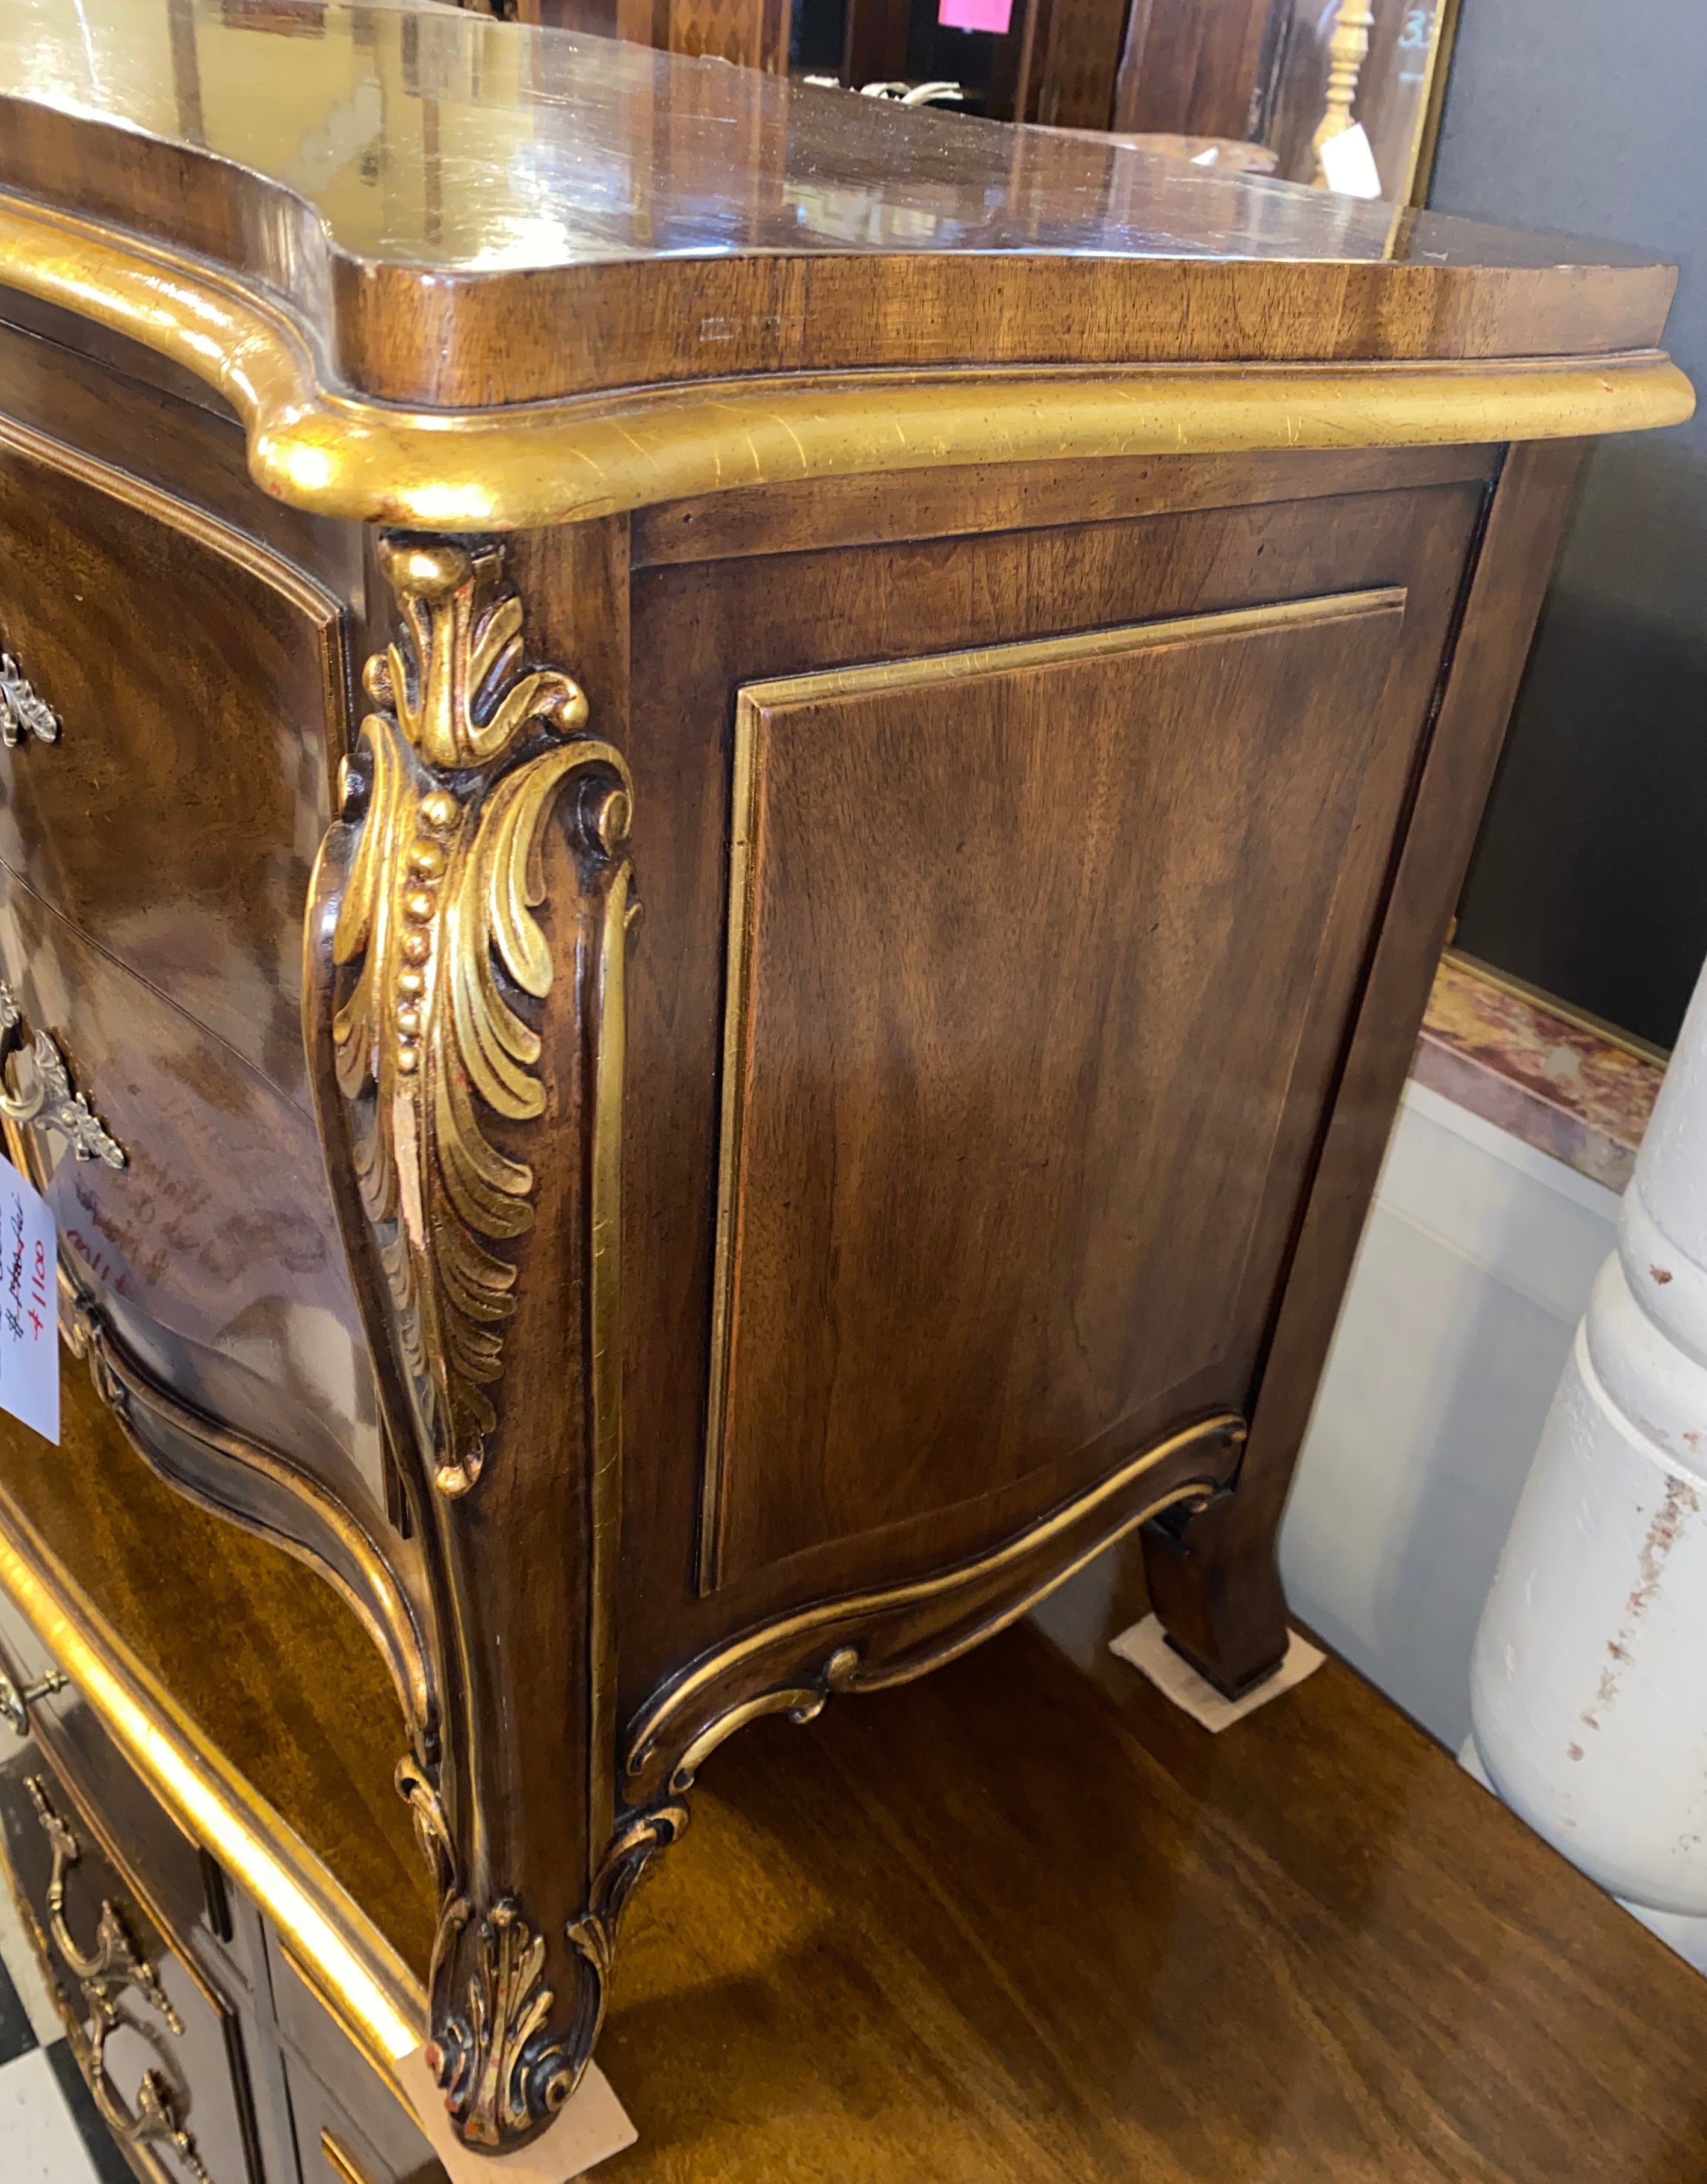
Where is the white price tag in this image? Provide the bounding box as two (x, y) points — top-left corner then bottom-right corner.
(0, 1152), (59, 1444)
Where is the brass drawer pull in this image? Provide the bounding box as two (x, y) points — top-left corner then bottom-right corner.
(0, 652), (59, 746)
(0, 980), (126, 1168)
(0, 1662), (64, 1734)
(27, 1775), (213, 2184)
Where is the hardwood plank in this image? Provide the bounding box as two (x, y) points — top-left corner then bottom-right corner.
(593, 1545), (1707, 2182)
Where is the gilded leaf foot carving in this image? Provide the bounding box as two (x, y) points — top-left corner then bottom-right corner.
(396, 1760), (687, 2148)
(564, 1800), (691, 2068)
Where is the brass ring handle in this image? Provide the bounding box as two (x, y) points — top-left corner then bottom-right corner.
(0, 982), (126, 1168)
(0, 652), (59, 746)
(27, 1775), (213, 2184)
(0, 1663), (65, 1734)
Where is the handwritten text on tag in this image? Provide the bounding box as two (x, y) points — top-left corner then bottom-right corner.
(0, 1153), (58, 1444)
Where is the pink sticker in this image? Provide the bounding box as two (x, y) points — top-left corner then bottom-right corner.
(939, 0), (1013, 31)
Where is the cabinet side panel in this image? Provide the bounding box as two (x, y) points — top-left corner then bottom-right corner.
(617, 466), (1489, 1703)
(702, 596), (1408, 1586)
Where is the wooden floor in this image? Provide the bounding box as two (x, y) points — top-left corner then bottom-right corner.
(6, 1375), (1707, 2180)
(598, 1551), (1707, 2183)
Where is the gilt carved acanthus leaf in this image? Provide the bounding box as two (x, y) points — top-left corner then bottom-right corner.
(397, 1754), (585, 2148)
(327, 536), (633, 1498)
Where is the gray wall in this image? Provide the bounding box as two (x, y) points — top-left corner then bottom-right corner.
(1431, 0), (1706, 1047)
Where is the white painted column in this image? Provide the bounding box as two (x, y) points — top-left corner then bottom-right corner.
(1470, 962), (1707, 1914)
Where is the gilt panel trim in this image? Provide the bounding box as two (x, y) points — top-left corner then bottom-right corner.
(636, 1409), (1246, 1807)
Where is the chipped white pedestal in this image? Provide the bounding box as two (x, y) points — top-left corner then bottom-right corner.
(1469, 960), (1707, 1914)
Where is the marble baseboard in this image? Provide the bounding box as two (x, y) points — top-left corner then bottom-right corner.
(1412, 953), (1663, 1193)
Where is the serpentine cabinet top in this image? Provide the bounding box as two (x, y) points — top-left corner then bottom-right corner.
(0, 0), (1693, 524)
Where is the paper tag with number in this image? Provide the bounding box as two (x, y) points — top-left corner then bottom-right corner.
(0, 1153), (58, 1444)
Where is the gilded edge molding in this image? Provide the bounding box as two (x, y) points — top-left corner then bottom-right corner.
(0, 196), (1693, 531)
(699, 594), (1401, 1594)
(635, 1410), (1247, 1810)
(308, 534), (635, 2151)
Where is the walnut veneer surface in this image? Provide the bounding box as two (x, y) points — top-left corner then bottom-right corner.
(7, 1369), (1707, 2184)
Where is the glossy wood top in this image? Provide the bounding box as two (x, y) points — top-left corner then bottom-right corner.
(4, 1359), (1706, 2180)
(0, 0), (1668, 280)
(0, 0), (1685, 416)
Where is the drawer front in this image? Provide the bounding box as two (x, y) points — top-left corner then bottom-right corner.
(0, 872), (384, 1508)
(0, 1737), (266, 2184)
(282, 2048), (443, 2184)
(0, 1592), (253, 1998)
(272, 1947), (443, 2184)
(0, 417), (347, 1103)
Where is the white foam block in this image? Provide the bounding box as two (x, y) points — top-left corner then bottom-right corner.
(399, 2050), (637, 2184)
(1109, 1614), (1325, 1731)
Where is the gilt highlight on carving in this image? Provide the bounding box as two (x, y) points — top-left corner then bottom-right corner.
(328, 537), (631, 1497)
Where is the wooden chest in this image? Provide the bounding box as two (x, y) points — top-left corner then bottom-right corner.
(0, 1), (1689, 2166)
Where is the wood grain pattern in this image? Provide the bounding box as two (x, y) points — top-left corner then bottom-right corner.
(839, 0), (911, 86)
(10, 1372), (1707, 2184)
(704, 595), (1406, 1589)
(0, 111), (1681, 417)
(0, 298), (356, 592)
(1114, 0), (1279, 138)
(1140, 437), (1596, 1693)
(327, 258), (1681, 411)
(630, 444), (1500, 566)
(592, 1553), (1707, 2182)
(0, 415), (348, 1103)
(1019, 0), (1130, 129)
(0, 873), (383, 1514)
(661, 0), (789, 69)
(617, 468), (1487, 1708)
(0, 26), (1688, 2160)
(0, 1358), (435, 1985)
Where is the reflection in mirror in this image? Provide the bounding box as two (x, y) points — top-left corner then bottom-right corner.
(694, 0), (1460, 203)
